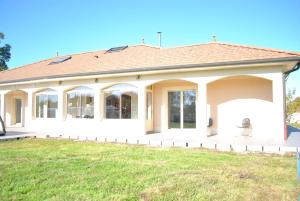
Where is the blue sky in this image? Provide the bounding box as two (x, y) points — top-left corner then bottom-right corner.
(1, 0), (300, 96)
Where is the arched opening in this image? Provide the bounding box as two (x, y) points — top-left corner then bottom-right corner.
(34, 89), (58, 119)
(103, 84), (138, 119)
(149, 79), (197, 133)
(4, 90), (28, 127)
(66, 86), (94, 119)
(207, 75), (273, 137)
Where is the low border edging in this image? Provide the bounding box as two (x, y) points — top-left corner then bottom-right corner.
(62, 134), (300, 154)
(2, 133), (297, 155)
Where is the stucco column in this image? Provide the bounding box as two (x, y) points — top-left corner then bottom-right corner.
(0, 92), (5, 121)
(99, 90), (105, 120)
(25, 90), (33, 128)
(197, 81), (208, 138)
(272, 73), (285, 144)
(93, 88), (100, 120)
(57, 89), (65, 122)
(138, 86), (146, 135)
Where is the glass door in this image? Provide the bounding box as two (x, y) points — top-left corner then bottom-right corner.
(183, 90), (196, 128)
(168, 90), (196, 129)
(168, 91), (181, 128)
(15, 99), (22, 124)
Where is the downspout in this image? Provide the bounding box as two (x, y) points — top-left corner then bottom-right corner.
(283, 62), (300, 141)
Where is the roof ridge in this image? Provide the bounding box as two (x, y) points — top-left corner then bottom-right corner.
(214, 42), (300, 56)
(163, 42), (210, 50)
(129, 43), (161, 49)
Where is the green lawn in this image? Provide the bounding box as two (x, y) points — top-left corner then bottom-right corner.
(0, 139), (299, 201)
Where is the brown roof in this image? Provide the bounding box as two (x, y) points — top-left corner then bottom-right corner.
(1, 42), (300, 84)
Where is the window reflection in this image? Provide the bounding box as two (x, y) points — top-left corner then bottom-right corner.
(36, 89), (58, 119)
(183, 90), (196, 128)
(105, 94), (120, 119)
(47, 95), (58, 118)
(168, 91), (181, 128)
(67, 87), (94, 119)
(168, 90), (196, 129)
(104, 84), (138, 119)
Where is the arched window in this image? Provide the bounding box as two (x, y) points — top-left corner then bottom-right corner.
(36, 89), (58, 118)
(104, 84), (138, 119)
(67, 86), (94, 119)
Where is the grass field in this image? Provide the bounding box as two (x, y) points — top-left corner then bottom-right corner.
(0, 139), (299, 201)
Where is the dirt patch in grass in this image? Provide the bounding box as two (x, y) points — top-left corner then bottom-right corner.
(236, 171), (259, 181)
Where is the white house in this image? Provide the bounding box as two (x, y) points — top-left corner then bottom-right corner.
(0, 42), (299, 144)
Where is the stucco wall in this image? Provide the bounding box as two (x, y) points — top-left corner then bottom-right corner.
(207, 76), (273, 138)
(0, 65), (286, 144)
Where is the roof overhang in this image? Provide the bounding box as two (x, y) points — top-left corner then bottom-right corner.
(0, 56), (299, 86)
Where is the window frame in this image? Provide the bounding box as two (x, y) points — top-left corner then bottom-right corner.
(35, 89), (58, 119)
(66, 86), (95, 119)
(104, 84), (138, 119)
(167, 89), (196, 129)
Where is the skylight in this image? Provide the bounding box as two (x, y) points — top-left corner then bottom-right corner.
(106, 45), (128, 53)
(48, 56), (72, 65)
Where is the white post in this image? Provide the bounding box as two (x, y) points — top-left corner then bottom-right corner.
(138, 85), (146, 135)
(0, 92), (5, 121)
(57, 89), (65, 122)
(197, 80), (208, 139)
(272, 73), (285, 144)
(25, 90), (33, 128)
(99, 90), (105, 120)
(93, 88), (100, 120)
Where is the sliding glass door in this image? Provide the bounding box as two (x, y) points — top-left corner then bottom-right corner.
(168, 90), (196, 129)
(168, 92), (181, 128)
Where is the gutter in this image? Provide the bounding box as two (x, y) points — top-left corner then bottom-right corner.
(1, 56), (300, 85)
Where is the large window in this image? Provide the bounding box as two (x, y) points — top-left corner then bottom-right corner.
(36, 89), (58, 118)
(104, 84), (138, 119)
(67, 86), (94, 119)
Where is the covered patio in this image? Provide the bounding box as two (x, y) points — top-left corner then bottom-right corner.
(4, 90), (28, 128)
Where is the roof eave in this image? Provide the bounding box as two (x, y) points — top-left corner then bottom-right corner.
(1, 56), (300, 86)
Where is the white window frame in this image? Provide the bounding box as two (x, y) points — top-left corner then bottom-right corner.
(104, 84), (138, 119)
(66, 86), (95, 119)
(162, 86), (197, 131)
(35, 89), (58, 119)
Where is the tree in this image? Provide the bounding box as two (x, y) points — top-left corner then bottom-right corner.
(286, 88), (296, 115)
(286, 88), (300, 115)
(0, 32), (11, 71)
(292, 97), (300, 113)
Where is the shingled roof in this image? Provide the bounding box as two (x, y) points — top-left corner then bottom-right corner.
(1, 42), (300, 84)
